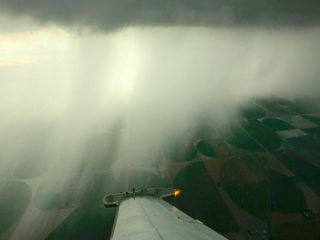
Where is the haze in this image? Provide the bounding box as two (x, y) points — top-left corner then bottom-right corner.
(0, 4), (320, 238)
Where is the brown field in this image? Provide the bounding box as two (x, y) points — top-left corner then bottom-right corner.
(203, 157), (230, 183)
(269, 157), (294, 176)
(224, 231), (248, 240)
(273, 219), (320, 240)
(297, 183), (320, 213)
(271, 212), (304, 225)
(166, 161), (193, 181)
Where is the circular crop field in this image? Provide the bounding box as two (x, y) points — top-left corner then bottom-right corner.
(270, 171), (306, 213)
(172, 162), (240, 233)
(165, 142), (197, 162)
(0, 181), (31, 235)
(240, 104), (266, 119)
(262, 118), (294, 131)
(191, 124), (213, 138)
(220, 157), (306, 220)
(304, 115), (320, 125)
(243, 120), (282, 151)
(46, 207), (116, 240)
(34, 183), (64, 211)
(196, 140), (217, 157)
(13, 159), (46, 179)
(226, 125), (263, 152)
(220, 158), (268, 220)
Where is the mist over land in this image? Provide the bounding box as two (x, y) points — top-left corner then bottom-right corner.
(1, 25), (319, 175)
(0, 2), (320, 239)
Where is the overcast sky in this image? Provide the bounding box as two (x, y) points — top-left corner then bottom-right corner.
(0, 0), (320, 31)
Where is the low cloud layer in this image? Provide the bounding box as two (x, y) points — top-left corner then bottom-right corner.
(1, 0), (320, 31)
(1, 27), (320, 173)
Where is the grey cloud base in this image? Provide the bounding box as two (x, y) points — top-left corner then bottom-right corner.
(0, 0), (320, 31)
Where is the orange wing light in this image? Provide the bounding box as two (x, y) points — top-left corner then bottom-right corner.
(173, 188), (181, 197)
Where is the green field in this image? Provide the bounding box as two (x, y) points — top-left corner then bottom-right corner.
(287, 135), (319, 150)
(196, 140), (217, 157)
(46, 207), (116, 240)
(170, 162), (240, 233)
(293, 97), (320, 114)
(46, 173), (119, 239)
(34, 183), (64, 211)
(270, 171), (306, 213)
(240, 103), (266, 119)
(262, 118), (294, 131)
(220, 157), (268, 220)
(258, 98), (295, 115)
(243, 120), (282, 151)
(191, 124), (213, 138)
(276, 151), (320, 195)
(303, 127), (320, 140)
(221, 158), (306, 220)
(2, 95), (320, 239)
(225, 124), (263, 152)
(0, 181), (31, 235)
(13, 159), (46, 179)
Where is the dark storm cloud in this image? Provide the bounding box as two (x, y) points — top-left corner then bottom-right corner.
(0, 0), (320, 31)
